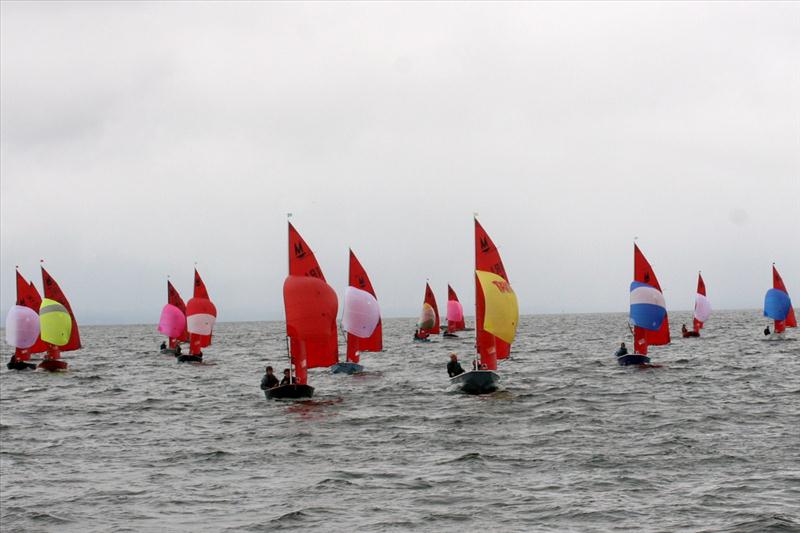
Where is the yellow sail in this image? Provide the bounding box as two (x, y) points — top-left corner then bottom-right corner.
(476, 270), (519, 344)
(39, 298), (72, 346)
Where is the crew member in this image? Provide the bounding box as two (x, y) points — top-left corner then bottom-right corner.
(280, 368), (296, 386)
(447, 353), (465, 377)
(261, 366), (279, 389)
(615, 342), (628, 357)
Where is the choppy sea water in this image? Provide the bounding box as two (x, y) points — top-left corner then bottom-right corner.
(1, 310), (799, 533)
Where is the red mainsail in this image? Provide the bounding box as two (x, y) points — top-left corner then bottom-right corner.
(693, 273), (706, 332)
(41, 266), (81, 357)
(188, 269), (214, 354)
(633, 244), (670, 352)
(167, 280), (189, 347)
(284, 222), (338, 384)
(475, 218), (511, 369)
(420, 282), (440, 334)
(446, 284), (466, 333)
(773, 265), (797, 332)
(13, 271), (48, 360)
(346, 249), (382, 364)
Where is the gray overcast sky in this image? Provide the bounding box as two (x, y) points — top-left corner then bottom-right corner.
(1, 1), (798, 325)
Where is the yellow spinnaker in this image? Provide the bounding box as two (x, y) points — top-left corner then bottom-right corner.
(476, 270), (519, 344)
(39, 298), (72, 346)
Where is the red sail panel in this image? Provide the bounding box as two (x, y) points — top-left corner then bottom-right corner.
(41, 266), (81, 353)
(347, 249), (383, 362)
(289, 222), (326, 280)
(189, 270), (214, 352)
(447, 284), (466, 332)
(167, 280), (189, 343)
(693, 272), (706, 332)
(773, 265), (797, 328)
(421, 282), (440, 334)
(13, 271), (46, 360)
(284, 275), (339, 383)
(633, 244), (670, 345)
(475, 219), (511, 368)
(633, 325), (649, 355)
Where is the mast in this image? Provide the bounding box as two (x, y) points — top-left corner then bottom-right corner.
(287, 213), (293, 382)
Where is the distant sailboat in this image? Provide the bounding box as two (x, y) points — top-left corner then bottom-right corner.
(684, 272), (710, 338)
(158, 280), (188, 354)
(180, 269), (217, 363)
(5, 269), (47, 370)
(415, 282), (439, 341)
(443, 284), (465, 338)
(622, 244), (669, 366)
(764, 264), (796, 338)
(450, 217), (518, 394)
(332, 249), (382, 374)
(39, 266), (81, 371)
(269, 221), (338, 399)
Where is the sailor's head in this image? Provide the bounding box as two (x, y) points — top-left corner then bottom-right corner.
(283, 368), (290, 376)
(620, 342), (626, 348)
(449, 353), (458, 362)
(265, 366), (274, 374)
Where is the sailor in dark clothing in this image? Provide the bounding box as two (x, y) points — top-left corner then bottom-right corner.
(764, 325), (771, 336)
(261, 366), (279, 390)
(174, 344), (182, 356)
(160, 341), (167, 351)
(280, 368), (296, 386)
(615, 342), (628, 358)
(7, 355), (36, 371)
(447, 353), (465, 377)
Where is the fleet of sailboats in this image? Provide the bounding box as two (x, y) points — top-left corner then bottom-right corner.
(3, 227), (795, 393)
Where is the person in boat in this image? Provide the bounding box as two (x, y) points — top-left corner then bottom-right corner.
(174, 344), (182, 356)
(447, 353), (465, 377)
(764, 325), (771, 336)
(681, 324), (688, 336)
(160, 341), (167, 351)
(7, 355), (36, 371)
(615, 342), (628, 358)
(280, 368), (296, 386)
(261, 366), (279, 390)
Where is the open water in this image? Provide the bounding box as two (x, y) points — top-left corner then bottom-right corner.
(1, 310), (799, 532)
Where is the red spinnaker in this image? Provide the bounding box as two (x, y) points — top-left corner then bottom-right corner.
(189, 269), (214, 354)
(347, 249), (382, 364)
(475, 218), (510, 369)
(773, 265), (797, 332)
(447, 284), (466, 332)
(167, 280), (189, 347)
(421, 282), (440, 334)
(41, 266), (81, 356)
(693, 272), (706, 332)
(284, 223), (338, 384)
(633, 244), (670, 349)
(13, 271), (47, 360)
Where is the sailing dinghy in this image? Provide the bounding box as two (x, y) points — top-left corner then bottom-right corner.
(683, 272), (710, 338)
(5, 269), (47, 370)
(179, 269), (217, 363)
(331, 249), (382, 374)
(39, 266), (81, 371)
(763, 264), (796, 338)
(158, 280), (188, 354)
(622, 244), (669, 366)
(415, 283), (439, 342)
(443, 285), (465, 338)
(269, 222), (338, 399)
(450, 217), (518, 394)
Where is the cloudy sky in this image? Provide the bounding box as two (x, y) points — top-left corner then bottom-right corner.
(1, 1), (798, 325)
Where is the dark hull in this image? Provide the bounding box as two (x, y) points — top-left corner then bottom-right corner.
(330, 362), (364, 374)
(160, 348), (178, 355)
(177, 355), (203, 363)
(617, 354), (651, 366)
(38, 360), (68, 372)
(682, 331), (700, 338)
(450, 370), (500, 395)
(413, 338), (431, 343)
(442, 333), (459, 338)
(265, 384), (315, 400)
